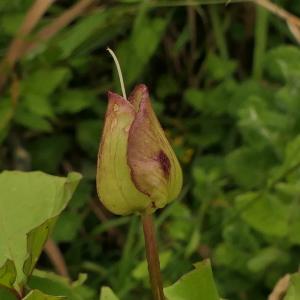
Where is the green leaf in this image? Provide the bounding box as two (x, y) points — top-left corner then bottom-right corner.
(23, 289), (66, 300)
(14, 108), (52, 132)
(0, 171), (81, 289)
(247, 247), (286, 273)
(117, 14), (169, 87)
(28, 270), (95, 300)
(269, 135), (300, 185)
(284, 274), (300, 300)
(225, 146), (275, 188)
(27, 135), (71, 174)
(184, 89), (205, 112)
(99, 287), (119, 300)
(55, 89), (97, 114)
(0, 286), (18, 300)
(214, 243), (249, 272)
(164, 260), (220, 300)
(21, 68), (70, 96)
(0, 12), (24, 35)
(265, 46), (300, 82)
(56, 11), (111, 59)
(184, 80), (236, 116)
(52, 211), (82, 242)
(235, 193), (289, 237)
(205, 53), (237, 81)
(76, 119), (102, 158)
(0, 260), (16, 288)
(237, 95), (292, 149)
(23, 218), (58, 278)
(23, 94), (54, 118)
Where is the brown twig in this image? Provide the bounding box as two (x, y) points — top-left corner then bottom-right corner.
(0, 0), (94, 94)
(0, 0), (55, 90)
(23, 0), (95, 56)
(268, 274), (290, 300)
(254, 0), (300, 28)
(142, 214), (165, 300)
(287, 22), (300, 44)
(44, 238), (70, 280)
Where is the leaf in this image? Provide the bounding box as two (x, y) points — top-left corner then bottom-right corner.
(164, 260), (220, 300)
(265, 46), (300, 82)
(0, 171), (82, 289)
(284, 274), (300, 300)
(23, 218), (58, 278)
(247, 247), (286, 273)
(55, 89), (97, 114)
(184, 89), (205, 112)
(0, 12), (24, 35)
(56, 10), (114, 59)
(23, 94), (54, 118)
(76, 119), (102, 158)
(184, 80), (236, 116)
(0, 286), (18, 300)
(0, 260), (16, 288)
(99, 287), (119, 300)
(235, 193), (289, 237)
(23, 289), (66, 300)
(214, 243), (249, 273)
(269, 135), (300, 185)
(14, 107), (52, 132)
(27, 135), (71, 174)
(52, 211), (82, 242)
(117, 14), (169, 87)
(225, 146), (275, 188)
(237, 95), (292, 149)
(28, 270), (95, 300)
(205, 53), (237, 81)
(21, 68), (70, 96)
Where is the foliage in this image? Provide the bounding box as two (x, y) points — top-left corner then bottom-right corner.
(0, 171), (81, 298)
(164, 260), (219, 300)
(1, 0), (300, 299)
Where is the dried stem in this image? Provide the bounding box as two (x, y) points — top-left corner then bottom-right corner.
(254, 0), (300, 28)
(0, 0), (94, 94)
(141, 214), (165, 300)
(44, 239), (70, 279)
(23, 0), (94, 55)
(0, 0), (55, 90)
(268, 274), (290, 300)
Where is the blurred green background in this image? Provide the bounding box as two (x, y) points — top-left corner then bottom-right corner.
(1, 0), (300, 299)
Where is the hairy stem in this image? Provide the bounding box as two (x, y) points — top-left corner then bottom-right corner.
(141, 214), (165, 300)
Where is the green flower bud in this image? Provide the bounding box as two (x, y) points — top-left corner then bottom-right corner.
(96, 84), (182, 215)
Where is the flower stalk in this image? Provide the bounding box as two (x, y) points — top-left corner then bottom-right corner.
(99, 48), (182, 300)
(142, 213), (165, 300)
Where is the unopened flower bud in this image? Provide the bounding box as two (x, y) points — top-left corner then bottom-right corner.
(96, 84), (182, 215)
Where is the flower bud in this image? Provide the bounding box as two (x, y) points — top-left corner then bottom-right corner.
(96, 84), (182, 215)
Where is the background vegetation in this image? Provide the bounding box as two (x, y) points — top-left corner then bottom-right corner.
(1, 0), (300, 299)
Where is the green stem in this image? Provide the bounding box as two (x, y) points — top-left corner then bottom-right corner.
(252, 6), (269, 80)
(209, 5), (229, 60)
(141, 214), (165, 300)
